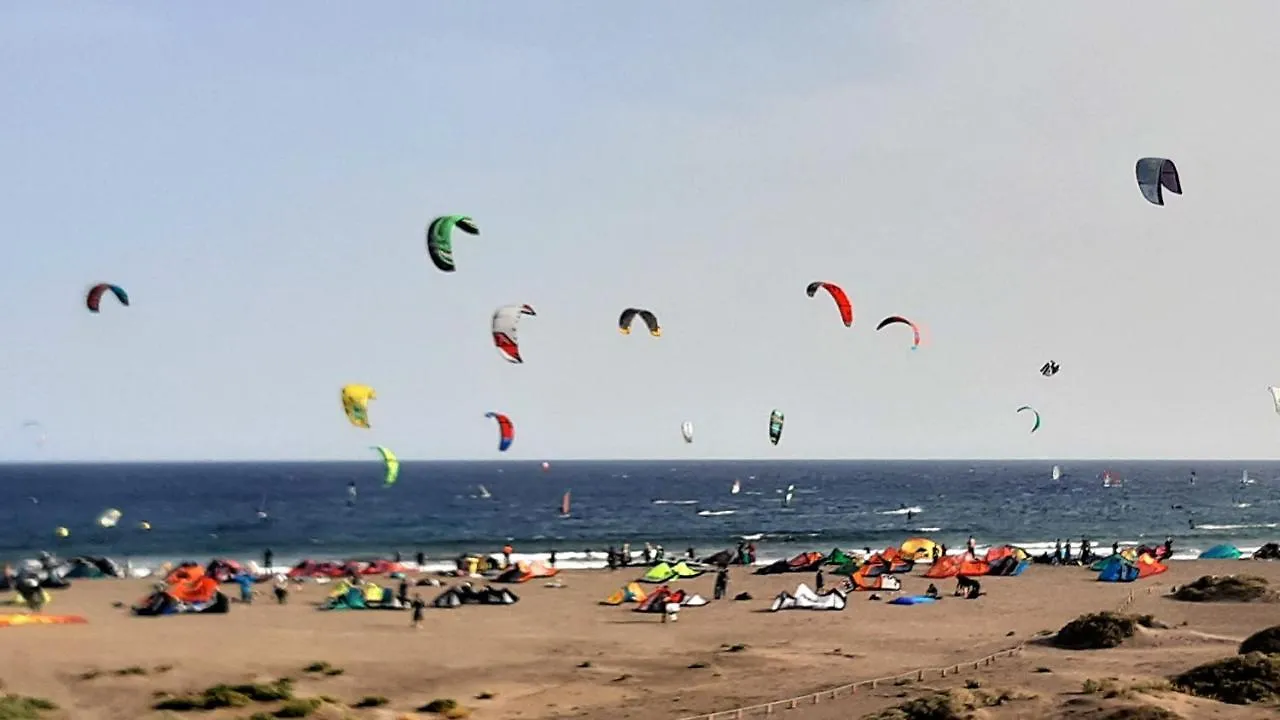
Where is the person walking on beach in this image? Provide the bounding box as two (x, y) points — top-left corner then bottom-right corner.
(1054, 539), (1062, 564)
(549, 550), (557, 568)
(263, 548), (273, 573)
(273, 575), (289, 605)
(814, 567), (825, 592)
(397, 577), (410, 605)
(714, 568), (728, 600)
(416, 550), (426, 568)
(411, 593), (426, 629)
(1064, 541), (1073, 565)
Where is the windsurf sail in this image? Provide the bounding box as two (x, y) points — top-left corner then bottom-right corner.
(731, 479), (740, 494)
(478, 485), (491, 499)
(560, 490), (571, 517)
(783, 484), (795, 507)
(1051, 465), (1061, 481)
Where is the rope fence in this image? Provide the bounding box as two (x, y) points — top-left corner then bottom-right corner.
(676, 589), (1138, 720)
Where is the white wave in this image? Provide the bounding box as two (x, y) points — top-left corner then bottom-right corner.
(651, 499), (699, 505)
(1234, 503), (1253, 508)
(877, 506), (923, 515)
(1195, 523), (1277, 531)
(739, 533), (764, 541)
(698, 509), (736, 517)
(914, 527), (941, 532)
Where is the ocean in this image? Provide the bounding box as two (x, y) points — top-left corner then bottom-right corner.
(1, 460), (1276, 571)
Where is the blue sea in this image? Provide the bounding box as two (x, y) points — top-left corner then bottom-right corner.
(1, 461), (1276, 571)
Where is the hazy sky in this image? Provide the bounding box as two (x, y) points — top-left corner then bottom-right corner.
(4, 1), (1280, 462)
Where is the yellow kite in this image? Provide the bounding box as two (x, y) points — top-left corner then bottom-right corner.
(341, 384), (376, 429)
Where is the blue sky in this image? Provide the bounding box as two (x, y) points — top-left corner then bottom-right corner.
(4, 1), (1280, 462)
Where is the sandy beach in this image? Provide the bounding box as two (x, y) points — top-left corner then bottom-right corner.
(3, 557), (1279, 719)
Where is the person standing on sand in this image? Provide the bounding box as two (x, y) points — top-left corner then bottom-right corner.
(397, 577), (410, 605)
(714, 568), (728, 600)
(274, 575), (289, 605)
(502, 544), (513, 567)
(621, 543), (631, 567)
(966, 536), (976, 556)
(815, 567), (825, 592)
(411, 593), (426, 629)
(549, 550), (557, 568)
(416, 550), (425, 568)
(1054, 539), (1062, 564)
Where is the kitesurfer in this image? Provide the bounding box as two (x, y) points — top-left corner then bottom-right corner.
(411, 593), (426, 629)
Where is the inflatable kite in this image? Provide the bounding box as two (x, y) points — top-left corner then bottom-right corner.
(681, 421), (694, 444)
(492, 304), (536, 363)
(1135, 158), (1181, 206)
(805, 282), (853, 327)
(86, 283), (129, 313)
(486, 412), (514, 452)
(769, 409), (784, 445)
(1040, 361), (1059, 377)
(1017, 405), (1041, 434)
(1268, 386), (1280, 416)
(876, 315), (921, 350)
(97, 508), (122, 528)
(341, 384), (376, 429)
(370, 445), (399, 487)
(426, 215), (479, 272)
(618, 308), (661, 337)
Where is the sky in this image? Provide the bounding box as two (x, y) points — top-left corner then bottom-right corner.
(4, 1), (1280, 462)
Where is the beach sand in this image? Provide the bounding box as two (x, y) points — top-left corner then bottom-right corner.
(2, 560), (1279, 719)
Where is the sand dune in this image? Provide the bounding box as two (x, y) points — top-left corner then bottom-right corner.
(1, 560), (1278, 719)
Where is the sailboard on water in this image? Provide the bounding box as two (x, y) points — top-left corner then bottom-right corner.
(731, 479), (740, 495)
(783, 484), (795, 508)
(1051, 465), (1061, 481)
(478, 485), (492, 499)
(560, 490), (571, 518)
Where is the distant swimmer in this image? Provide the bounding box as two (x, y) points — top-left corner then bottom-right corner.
(1187, 519), (1195, 530)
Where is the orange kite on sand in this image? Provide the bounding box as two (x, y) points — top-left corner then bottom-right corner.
(0, 613), (88, 627)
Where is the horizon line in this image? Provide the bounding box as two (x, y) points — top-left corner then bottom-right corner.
(0, 457), (1271, 466)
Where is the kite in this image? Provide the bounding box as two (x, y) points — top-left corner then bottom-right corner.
(86, 283), (129, 313)
(486, 412), (515, 452)
(492, 304), (536, 363)
(426, 215), (479, 272)
(1040, 361), (1059, 377)
(618, 308), (661, 337)
(805, 281), (853, 327)
(341, 384), (376, 429)
(370, 445), (400, 487)
(681, 421), (694, 443)
(1135, 158), (1182, 206)
(769, 409), (784, 445)
(876, 315), (921, 350)
(1017, 405), (1041, 434)
(1268, 386), (1280, 416)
